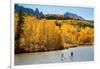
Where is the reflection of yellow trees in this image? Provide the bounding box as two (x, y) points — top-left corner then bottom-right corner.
(15, 14), (94, 53)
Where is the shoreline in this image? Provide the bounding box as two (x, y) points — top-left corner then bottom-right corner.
(15, 45), (94, 55)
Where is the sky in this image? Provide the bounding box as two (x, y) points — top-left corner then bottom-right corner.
(19, 3), (94, 20)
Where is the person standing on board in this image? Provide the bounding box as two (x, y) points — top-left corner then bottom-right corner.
(71, 52), (73, 57)
(70, 52), (73, 61)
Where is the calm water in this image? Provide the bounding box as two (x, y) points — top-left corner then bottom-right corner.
(15, 46), (94, 65)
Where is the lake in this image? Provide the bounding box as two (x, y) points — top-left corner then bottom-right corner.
(15, 46), (94, 65)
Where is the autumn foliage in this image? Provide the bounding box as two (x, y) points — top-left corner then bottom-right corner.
(15, 13), (94, 54)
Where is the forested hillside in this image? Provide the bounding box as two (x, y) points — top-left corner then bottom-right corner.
(15, 4), (94, 54)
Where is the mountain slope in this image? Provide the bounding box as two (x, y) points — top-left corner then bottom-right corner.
(64, 12), (85, 20)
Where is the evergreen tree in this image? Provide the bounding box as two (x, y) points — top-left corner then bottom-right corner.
(15, 8), (24, 54)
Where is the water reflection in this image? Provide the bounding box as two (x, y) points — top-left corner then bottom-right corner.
(15, 46), (94, 65)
